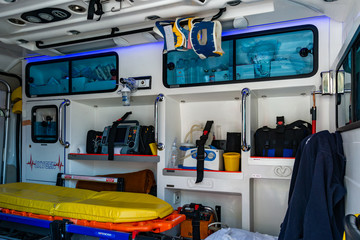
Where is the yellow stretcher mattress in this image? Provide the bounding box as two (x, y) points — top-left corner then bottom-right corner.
(0, 182), (97, 216)
(54, 191), (174, 223)
(0, 183), (173, 223)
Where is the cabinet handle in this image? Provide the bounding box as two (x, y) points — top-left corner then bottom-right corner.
(154, 94), (165, 151)
(241, 88), (251, 152)
(59, 99), (70, 148)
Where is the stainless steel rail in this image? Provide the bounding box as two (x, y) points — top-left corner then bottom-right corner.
(154, 94), (165, 151)
(241, 88), (251, 152)
(59, 99), (70, 148)
(0, 79), (11, 184)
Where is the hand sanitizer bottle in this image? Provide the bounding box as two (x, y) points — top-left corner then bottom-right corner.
(121, 86), (131, 106)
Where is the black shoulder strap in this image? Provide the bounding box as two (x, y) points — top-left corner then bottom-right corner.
(87, 0), (104, 21)
(108, 112), (132, 160)
(286, 120), (312, 132)
(196, 121), (214, 183)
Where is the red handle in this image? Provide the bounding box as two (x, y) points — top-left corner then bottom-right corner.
(312, 120), (316, 134)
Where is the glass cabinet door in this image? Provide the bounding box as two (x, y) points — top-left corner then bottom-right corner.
(163, 25), (317, 88)
(32, 105), (58, 143)
(26, 52), (118, 97)
(27, 61), (69, 96)
(235, 28), (316, 80)
(164, 41), (233, 87)
(71, 54), (118, 93)
(336, 51), (352, 128)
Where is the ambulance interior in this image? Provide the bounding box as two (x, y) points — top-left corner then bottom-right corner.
(0, 0), (359, 239)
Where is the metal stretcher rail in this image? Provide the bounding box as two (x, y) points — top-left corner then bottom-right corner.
(56, 173), (125, 191)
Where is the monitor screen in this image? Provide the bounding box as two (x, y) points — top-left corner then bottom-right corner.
(114, 127), (127, 144)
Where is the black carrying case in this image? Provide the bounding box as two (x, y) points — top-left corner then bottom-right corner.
(254, 117), (312, 157)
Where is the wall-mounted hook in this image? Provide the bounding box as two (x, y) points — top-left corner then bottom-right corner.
(111, 0), (122, 12)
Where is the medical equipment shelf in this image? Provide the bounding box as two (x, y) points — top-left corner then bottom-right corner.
(68, 153), (160, 162)
(163, 168), (243, 180)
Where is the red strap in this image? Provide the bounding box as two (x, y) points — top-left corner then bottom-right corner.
(132, 230), (139, 240)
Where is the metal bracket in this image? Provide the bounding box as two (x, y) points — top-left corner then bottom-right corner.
(321, 71), (336, 95)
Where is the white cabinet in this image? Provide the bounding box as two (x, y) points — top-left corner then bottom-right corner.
(156, 84), (315, 234)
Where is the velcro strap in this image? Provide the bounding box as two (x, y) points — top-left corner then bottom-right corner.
(108, 111), (132, 160)
(196, 121), (213, 183)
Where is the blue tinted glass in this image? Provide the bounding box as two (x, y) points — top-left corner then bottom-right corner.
(29, 62), (69, 96)
(166, 41), (233, 86)
(355, 44), (360, 121)
(337, 51), (352, 127)
(235, 29), (314, 79)
(32, 106), (57, 143)
(72, 55), (117, 93)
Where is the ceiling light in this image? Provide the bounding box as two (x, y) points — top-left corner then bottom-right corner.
(68, 5), (86, 13)
(39, 13), (54, 21)
(233, 16), (248, 29)
(113, 37), (130, 47)
(3, 0), (16, 2)
(26, 16), (41, 23)
(8, 18), (25, 26)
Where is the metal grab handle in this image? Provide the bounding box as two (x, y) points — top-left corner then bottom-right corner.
(59, 99), (70, 148)
(241, 88), (251, 152)
(154, 93), (165, 151)
(0, 79), (11, 184)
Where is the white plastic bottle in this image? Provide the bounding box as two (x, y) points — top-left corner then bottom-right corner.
(168, 139), (178, 168)
(121, 85), (131, 106)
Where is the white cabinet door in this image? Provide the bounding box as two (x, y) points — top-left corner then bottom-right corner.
(22, 99), (70, 185)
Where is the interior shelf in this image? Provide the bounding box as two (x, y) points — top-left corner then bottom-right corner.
(163, 168), (243, 180)
(68, 153), (160, 163)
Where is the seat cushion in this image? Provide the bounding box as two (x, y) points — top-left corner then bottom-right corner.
(54, 191), (173, 223)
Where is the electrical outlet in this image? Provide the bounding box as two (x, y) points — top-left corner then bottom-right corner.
(174, 191), (181, 204)
(132, 76), (151, 89)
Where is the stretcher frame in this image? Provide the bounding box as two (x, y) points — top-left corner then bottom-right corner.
(0, 208), (185, 240)
(0, 174), (186, 239)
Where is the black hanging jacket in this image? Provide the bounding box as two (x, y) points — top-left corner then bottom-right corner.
(279, 130), (346, 240)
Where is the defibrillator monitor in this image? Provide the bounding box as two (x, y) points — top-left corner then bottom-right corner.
(101, 121), (140, 154)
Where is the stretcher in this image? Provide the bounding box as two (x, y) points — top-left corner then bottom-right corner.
(0, 181), (186, 240)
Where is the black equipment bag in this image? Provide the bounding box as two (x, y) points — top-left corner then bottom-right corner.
(254, 117), (312, 157)
(86, 130), (103, 154)
(138, 125), (155, 155)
